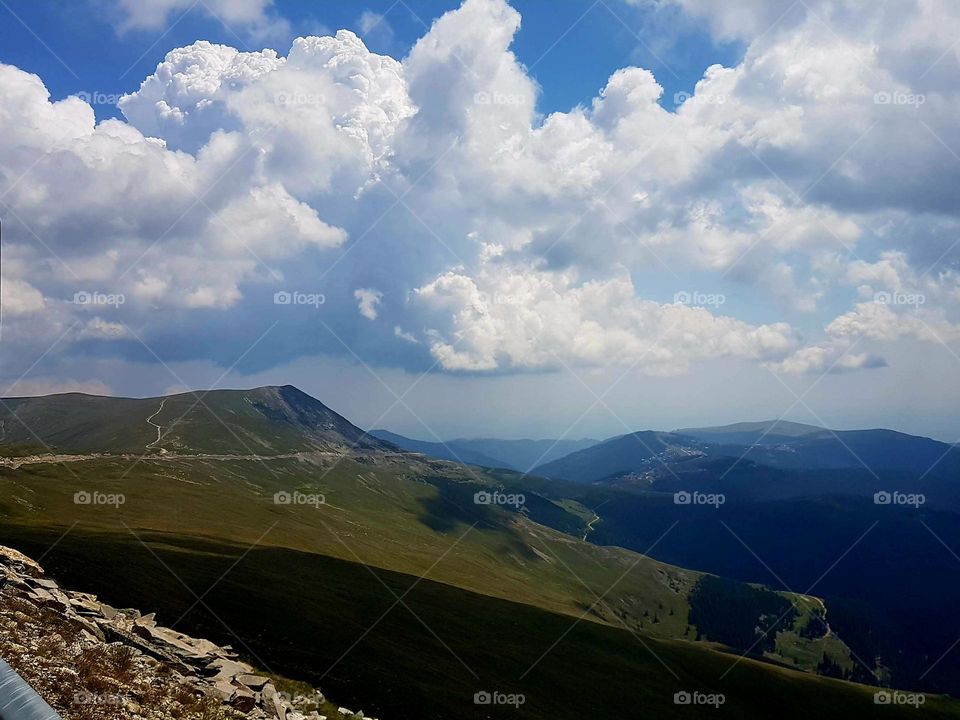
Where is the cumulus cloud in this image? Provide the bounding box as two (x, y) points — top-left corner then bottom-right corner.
(2, 0), (960, 386)
(354, 288), (383, 320)
(413, 262), (796, 372)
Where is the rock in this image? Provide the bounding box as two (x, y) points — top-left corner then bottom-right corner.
(0, 546), (43, 576)
(0, 544), (373, 720)
(27, 587), (68, 612)
(237, 673), (270, 690)
(207, 656), (254, 681)
(262, 683), (288, 719)
(75, 615), (105, 641)
(69, 596), (103, 614)
(213, 678), (237, 701)
(229, 686), (258, 712)
(124, 700), (142, 714)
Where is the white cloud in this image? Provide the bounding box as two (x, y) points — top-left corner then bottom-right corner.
(78, 318), (130, 340)
(394, 326), (419, 343)
(414, 262), (796, 372)
(354, 288), (383, 320)
(3, 0), (960, 385)
(111, 0), (290, 42)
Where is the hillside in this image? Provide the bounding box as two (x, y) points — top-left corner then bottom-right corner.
(2, 387), (957, 716)
(6, 528), (957, 720)
(533, 423), (960, 497)
(0, 386), (389, 455)
(533, 431), (701, 482)
(676, 419), (827, 445)
(0, 543), (371, 720)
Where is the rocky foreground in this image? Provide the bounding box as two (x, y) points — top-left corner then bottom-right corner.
(0, 545), (379, 720)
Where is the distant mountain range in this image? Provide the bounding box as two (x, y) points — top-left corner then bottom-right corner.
(532, 420), (960, 503)
(368, 429), (598, 472)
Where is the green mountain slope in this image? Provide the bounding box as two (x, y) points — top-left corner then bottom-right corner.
(6, 526), (955, 720)
(0, 387), (951, 718)
(0, 385), (388, 454)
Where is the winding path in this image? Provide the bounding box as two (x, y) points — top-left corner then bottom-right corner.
(581, 512), (600, 541)
(145, 399), (166, 452)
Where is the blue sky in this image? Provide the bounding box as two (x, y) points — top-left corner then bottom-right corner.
(0, 0), (741, 119)
(1, 0), (959, 441)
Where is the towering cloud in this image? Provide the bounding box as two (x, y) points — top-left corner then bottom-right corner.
(1, 0), (958, 384)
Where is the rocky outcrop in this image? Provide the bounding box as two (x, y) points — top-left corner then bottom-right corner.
(0, 546), (377, 720)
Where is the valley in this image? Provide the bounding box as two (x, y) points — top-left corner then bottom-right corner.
(0, 388), (957, 718)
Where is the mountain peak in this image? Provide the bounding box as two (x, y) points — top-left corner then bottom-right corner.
(0, 386), (389, 455)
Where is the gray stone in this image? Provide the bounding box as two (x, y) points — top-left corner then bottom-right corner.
(237, 673), (270, 690)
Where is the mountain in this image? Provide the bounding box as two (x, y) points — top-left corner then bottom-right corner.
(521, 420), (960, 695)
(11, 529), (956, 720)
(534, 423), (960, 494)
(533, 430), (700, 482)
(445, 436), (600, 471)
(367, 429), (509, 468)
(676, 419), (827, 445)
(2, 387), (938, 718)
(0, 385), (389, 455)
(368, 430), (598, 471)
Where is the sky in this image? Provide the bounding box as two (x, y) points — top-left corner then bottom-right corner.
(0, 0), (959, 442)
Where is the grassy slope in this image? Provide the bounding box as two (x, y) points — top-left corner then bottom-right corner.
(0, 386), (384, 454)
(0, 452), (863, 667)
(0, 455), (697, 638)
(3, 526), (956, 720)
(0, 386), (947, 715)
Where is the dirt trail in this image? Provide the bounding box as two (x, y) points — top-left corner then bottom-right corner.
(145, 398), (167, 452)
(581, 512), (600, 541)
(0, 450), (345, 469)
(0, 447), (420, 469)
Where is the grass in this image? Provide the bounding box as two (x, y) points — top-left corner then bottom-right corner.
(4, 526), (959, 720)
(0, 455), (698, 639)
(1, 448), (950, 717)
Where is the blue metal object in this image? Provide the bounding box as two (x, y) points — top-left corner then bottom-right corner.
(0, 658), (61, 720)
